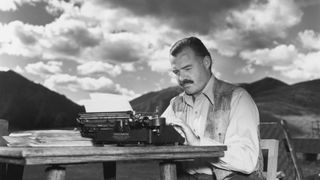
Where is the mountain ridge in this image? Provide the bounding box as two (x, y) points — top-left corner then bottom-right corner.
(1, 70), (318, 137)
(0, 70), (85, 130)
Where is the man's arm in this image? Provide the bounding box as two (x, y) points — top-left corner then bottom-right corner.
(161, 99), (199, 145)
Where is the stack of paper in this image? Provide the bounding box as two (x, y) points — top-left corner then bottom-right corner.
(2, 130), (94, 147)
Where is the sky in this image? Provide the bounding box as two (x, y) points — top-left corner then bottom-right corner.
(0, 0), (320, 104)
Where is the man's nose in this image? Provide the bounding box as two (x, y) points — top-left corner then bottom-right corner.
(178, 72), (187, 81)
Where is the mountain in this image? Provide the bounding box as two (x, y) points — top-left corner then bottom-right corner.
(130, 77), (320, 137)
(238, 77), (289, 98)
(130, 86), (183, 113)
(0, 70), (85, 131)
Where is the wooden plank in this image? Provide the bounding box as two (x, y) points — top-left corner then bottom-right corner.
(0, 145), (226, 166)
(22, 151), (224, 165)
(0, 145), (226, 157)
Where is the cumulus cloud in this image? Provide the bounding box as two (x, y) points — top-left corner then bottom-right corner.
(147, 45), (171, 73)
(77, 61), (122, 76)
(0, 0), (17, 11)
(227, 0), (302, 37)
(98, 0), (253, 34)
(44, 73), (137, 97)
(92, 34), (145, 63)
(214, 0), (302, 56)
(276, 51), (320, 79)
(0, 67), (10, 71)
(25, 61), (62, 76)
(240, 44), (298, 67)
(239, 64), (255, 74)
(298, 30), (320, 50)
(0, 21), (43, 57)
(0, 9), (103, 60)
(241, 43), (320, 80)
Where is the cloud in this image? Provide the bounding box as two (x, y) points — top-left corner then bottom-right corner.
(277, 51), (320, 79)
(238, 64), (255, 74)
(0, 0), (17, 11)
(43, 73), (137, 98)
(240, 44), (298, 67)
(92, 34), (145, 63)
(241, 43), (320, 80)
(98, 0), (254, 34)
(25, 61), (62, 76)
(0, 21), (43, 57)
(227, 0), (302, 37)
(213, 0), (303, 56)
(0, 67), (10, 71)
(0, 9), (103, 60)
(147, 45), (171, 73)
(120, 63), (135, 72)
(298, 30), (320, 50)
(77, 61), (122, 76)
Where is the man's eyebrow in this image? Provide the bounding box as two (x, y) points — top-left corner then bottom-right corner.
(172, 64), (192, 72)
(181, 65), (192, 69)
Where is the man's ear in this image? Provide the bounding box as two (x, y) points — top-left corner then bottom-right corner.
(203, 56), (211, 70)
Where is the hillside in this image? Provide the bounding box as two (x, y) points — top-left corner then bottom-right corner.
(0, 70), (85, 130)
(130, 86), (183, 113)
(130, 77), (320, 137)
(239, 77), (289, 98)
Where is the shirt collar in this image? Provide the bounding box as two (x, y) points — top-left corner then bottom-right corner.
(182, 75), (215, 106)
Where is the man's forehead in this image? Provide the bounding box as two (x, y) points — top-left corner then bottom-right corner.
(170, 48), (196, 63)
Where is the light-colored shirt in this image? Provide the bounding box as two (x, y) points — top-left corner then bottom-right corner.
(162, 76), (260, 174)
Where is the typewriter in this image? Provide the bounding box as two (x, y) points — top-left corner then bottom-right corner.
(77, 110), (185, 145)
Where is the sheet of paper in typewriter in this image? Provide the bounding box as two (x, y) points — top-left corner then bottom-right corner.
(78, 93), (133, 112)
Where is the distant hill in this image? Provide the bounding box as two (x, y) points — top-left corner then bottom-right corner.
(238, 77), (289, 98)
(0, 70), (85, 131)
(130, 77), (320, 137)
(130, 86), (183, 113)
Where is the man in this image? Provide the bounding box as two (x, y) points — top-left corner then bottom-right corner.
(162, 37), (264, 180)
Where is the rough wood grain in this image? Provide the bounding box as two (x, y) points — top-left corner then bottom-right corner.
(159, 162), (177, 180)
(45, 166), (66, 180)
(0, 146), (226, 165)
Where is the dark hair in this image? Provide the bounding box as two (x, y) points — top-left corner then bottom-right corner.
(170, 36), (211, 59)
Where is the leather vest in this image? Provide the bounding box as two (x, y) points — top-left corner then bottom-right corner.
(171, 78), (264, 180)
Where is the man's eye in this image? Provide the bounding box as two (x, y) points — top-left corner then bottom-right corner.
(172, 70), (179, 75)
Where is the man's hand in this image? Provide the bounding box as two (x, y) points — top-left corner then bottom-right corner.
(169, 118), (200, 146)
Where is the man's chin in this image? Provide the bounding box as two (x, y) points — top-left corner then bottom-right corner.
(184, 88), (195, 96)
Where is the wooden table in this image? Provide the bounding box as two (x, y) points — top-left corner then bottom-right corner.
(0, 145), (226, 180)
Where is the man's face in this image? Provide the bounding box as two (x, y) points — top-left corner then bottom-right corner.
(170, 48), (211, 96)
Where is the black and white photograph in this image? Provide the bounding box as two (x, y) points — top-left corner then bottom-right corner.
(0, 0), (319, 180)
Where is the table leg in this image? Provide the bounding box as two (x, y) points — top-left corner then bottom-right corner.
(103, 162), (116, 180)
(6, 164), (24, 180)
(45, 165), (66, 180)
(159, 162), (177, 180)
(0, 163), (6, 180)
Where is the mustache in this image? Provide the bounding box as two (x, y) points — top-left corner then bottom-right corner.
(179, 79), (194, 86)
